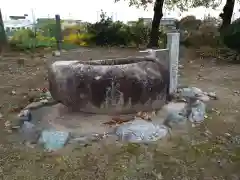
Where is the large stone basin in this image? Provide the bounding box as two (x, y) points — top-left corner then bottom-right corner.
(48, 56), (169, 114)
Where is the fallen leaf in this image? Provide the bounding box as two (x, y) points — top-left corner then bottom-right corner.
(103, 116), (134, 125)
(136, 111), (152, 121)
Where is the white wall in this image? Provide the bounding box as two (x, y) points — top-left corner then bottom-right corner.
(4, 19), (34, 31)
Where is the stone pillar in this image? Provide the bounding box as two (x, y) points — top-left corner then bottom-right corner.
(167, 32), (180, 94)
(139, 32), (180, 95)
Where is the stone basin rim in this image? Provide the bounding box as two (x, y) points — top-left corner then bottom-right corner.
(72, 56), (157, 66)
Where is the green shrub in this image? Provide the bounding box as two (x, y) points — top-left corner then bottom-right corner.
(63, 32), (93, 46)
(86, 11), (151, 47)
(86, 12), (131, 46)
(127, 19), (150, 47)
(10, 29), (56, 51)
(9, 12), (168, 51)
(9, 29), (35, 50)
(180, 16), (222, 48)
(183, 28), (222, 48)
(178, 16), (201, 31)
(221, 18), (240, 53)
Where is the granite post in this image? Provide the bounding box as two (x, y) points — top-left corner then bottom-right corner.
(167, 32), (180, 94)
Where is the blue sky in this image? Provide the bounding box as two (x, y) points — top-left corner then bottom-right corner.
(1, 0), (240, 22)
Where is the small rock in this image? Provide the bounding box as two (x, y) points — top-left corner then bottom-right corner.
(211, 108), (220, 114)
(20, 121), (40, 143)
(233, 90), (240, 95)
(11, 90), (16, 95)
(197, 95), (210, 102)
(39, 130), (70, 151)
(18, 109), (32, 122)
(191, 87), (203, 94)
(224, 132), (231, 138)
(116, 119), (168, 143)
(208, 92), (218, 100)
(180, 87), (203, 98)
(0, 113), (3, 119)
(197, 74), (204, 80)
(40, 99), (48, 104)
(188, 101), (206, 123)
(52, 51), (61, 57)
(232, 135), (240, 145)
(202, 129), (212, 137)
(45, 91), (52, 99)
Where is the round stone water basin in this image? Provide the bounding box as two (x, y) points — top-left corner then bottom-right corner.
(48, 56), (169, 114)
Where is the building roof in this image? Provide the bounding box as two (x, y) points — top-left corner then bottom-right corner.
(9, 15), (26, 20)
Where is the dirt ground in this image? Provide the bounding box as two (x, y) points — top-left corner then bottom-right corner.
(0, 48), (240, 180)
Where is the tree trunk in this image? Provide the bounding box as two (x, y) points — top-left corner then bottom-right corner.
(0, 9), (7, 54)
(147, 0), (164, 48)
(219, 0), (235, 30)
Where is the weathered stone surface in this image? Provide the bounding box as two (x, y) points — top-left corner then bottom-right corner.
(116, 119), (168, 143)
(48, 56), (169, 114)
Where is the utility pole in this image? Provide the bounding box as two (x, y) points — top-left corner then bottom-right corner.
(55, 14), (62, 52)
(31, 8), (37, 53)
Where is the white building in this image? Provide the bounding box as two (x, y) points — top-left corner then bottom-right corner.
(4, 15), (34, 33)
(4, 19), (34, 31)
(128, 17), (177, 29)
(61, 19), (82, 29)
